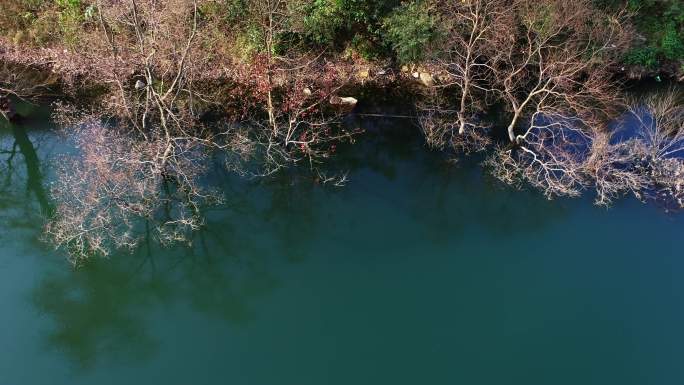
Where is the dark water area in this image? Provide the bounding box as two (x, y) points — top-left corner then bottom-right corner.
(0, 101), (683, 385)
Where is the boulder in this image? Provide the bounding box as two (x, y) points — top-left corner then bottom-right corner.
(329, 96), (358, 107)
(419, 72), (434, 87)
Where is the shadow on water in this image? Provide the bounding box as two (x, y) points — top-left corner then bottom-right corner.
(333, 113), (568, 239)
(30, 206), (287, 371)
(31, 256), (162, 369)
(9, 116), (53, 216)
(3, 102), (570, 373)
(0, 105), (54, 244)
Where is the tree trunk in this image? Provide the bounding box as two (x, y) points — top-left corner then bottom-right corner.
(507, 111), (520, 143)
(0, 95), (16, 122)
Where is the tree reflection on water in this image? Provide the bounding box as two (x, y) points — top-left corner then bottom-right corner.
(1, 108), (568, 372)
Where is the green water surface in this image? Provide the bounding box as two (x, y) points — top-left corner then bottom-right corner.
(0, 105), (682, 385)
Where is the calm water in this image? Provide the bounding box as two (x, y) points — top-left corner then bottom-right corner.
(1, 103), (683, 385)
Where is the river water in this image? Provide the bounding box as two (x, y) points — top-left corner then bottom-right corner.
(0, 101), (682, 385)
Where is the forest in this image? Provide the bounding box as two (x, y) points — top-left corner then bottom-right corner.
(0, 0), (683, 261)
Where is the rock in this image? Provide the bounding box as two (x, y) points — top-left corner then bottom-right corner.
(419, 72), (434, 87)
(329, 96), (358, 107)
(135, 79), (146, 90)
(340, 97), (358, 106)
(303, 87), (312, 96)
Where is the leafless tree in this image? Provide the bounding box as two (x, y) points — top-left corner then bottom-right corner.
(0, 61), (57, 121)
(622, 90), (684, 206)
(486, 114), (593, 198)
(45, 116), (217, 263)
(45, 0), (224, 262)
(489, 89), (684, 207)
(420, 0), (509, 151)
(0, 61), (56, 99)
(225, 0), (359, 176)
(44, 0), (360, 261)
(583, 91), (684, 207)
(494, 0), (629, 144)
(484, 0), (633, 198)
(585, 130), (650, 206)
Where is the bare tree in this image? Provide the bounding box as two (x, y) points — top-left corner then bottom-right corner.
(45, 117), (214, 263)
(494, 0), (629, 144)
(624, 90), (684, 206)
(583, 91), (684, 207)
(0, 61), (57, 120)
(585, 130), (650, 206)
(0, 61), (55, 99)
(44, 0), (360, 261)
(45, 0), (223, 262)
(489, 89), (684, 207)
(483, 0), (633, 198)
(486, 114), (593, 198)
(226, 0), (359, 176)
(420, 0), (509, 151)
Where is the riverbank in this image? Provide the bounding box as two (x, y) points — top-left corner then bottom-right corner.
(2, 1), (684, 263)
(0, 0), (681, 103)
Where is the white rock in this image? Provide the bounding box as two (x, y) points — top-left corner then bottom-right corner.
(330, 96), (358, 106)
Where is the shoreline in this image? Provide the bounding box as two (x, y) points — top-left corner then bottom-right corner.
(1, 32), (682, 110)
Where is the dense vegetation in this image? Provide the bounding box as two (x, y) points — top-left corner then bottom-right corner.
(599, 0), (684, 71)
(0, 0), (682, 73)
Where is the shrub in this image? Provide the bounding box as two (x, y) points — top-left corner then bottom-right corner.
(231, 23), (265, 61)
(56, 0), (84, 46)
(597, 0), (684, 65)
(381, 1), (437, 63)
(0, 0), (87, 46)
(660, 23), (684, 60)
(302, 0), (347, 46)
(625, 46), (660, 68)
(302, 0), (400, 51)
